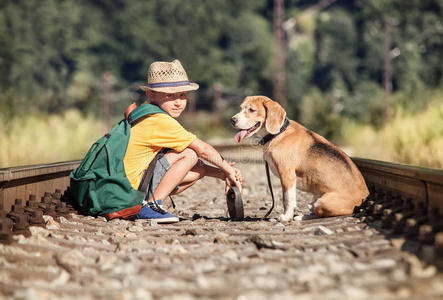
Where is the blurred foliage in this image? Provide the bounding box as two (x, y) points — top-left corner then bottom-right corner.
(285, 0), (442, 138)
(0, 0), (442, 166)
(180, 111), (236, 141)
(342, 91), (443, 169)
(0, 109), (104, 167)
(299, 88), (343, 140)
(0, 0), (273, 112)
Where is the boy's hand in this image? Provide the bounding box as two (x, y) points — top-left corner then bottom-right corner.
(187, 139), (243, 194)
(224, 163), (242, 195)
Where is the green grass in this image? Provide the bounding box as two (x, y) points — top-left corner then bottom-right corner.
(0, 109), (104, 168)
(0, 109), (235, 168)
(2, 98), (442, 170)
(342, 97), (443, 169)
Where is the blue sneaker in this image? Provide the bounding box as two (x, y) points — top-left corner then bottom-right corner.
(136, 200), (179, 223)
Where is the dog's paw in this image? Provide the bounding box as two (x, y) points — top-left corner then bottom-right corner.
(278, 214), (293, 222)
(293, 214), (303, 221)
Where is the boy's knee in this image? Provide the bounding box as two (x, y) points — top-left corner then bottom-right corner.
(165, 148), (198, 166)
(181, 148), (198, 165)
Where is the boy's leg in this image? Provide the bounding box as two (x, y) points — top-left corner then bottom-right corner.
(151, 148), (227, 198)
(137, 148), (199, 222)
(147, 148), (199, 202)
(137, 148), (231, 221)
(170, 159), (209, 194)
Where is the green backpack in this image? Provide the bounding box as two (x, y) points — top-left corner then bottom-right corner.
(69, 103), (167, 219)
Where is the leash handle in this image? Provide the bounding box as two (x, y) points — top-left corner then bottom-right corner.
(263, 160), (275, 219)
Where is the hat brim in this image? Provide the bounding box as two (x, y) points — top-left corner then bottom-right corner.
(140, 83), (199, 93)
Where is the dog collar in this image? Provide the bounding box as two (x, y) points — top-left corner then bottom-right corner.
(258, 118), (290, 146)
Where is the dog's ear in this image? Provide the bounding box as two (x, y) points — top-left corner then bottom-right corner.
(263, 98), (286, 134)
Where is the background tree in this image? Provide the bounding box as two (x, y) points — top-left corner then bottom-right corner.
(0, 0), (441, 140)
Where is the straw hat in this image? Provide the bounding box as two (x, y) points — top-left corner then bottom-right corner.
(140, 59), (199, 93)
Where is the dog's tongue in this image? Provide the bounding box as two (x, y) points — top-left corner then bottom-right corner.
(234, 130), (248, 143)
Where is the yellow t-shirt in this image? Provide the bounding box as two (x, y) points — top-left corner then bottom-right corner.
(123, 113), (196, 189)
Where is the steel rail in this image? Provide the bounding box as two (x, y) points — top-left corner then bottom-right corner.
(0, 161), (80, 211)
(352, 157), (443, 215)
(1, 145), (442, 215)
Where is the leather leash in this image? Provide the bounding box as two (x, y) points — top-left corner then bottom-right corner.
(263, 160), (275, 219)
(259, 118), (290, 219)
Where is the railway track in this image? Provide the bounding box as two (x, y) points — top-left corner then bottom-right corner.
(0, 145), (442, 299)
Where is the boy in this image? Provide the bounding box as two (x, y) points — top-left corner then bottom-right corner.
(123, 59), (242, 223)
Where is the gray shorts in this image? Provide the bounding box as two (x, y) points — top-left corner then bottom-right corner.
(144, 154), (171, 201)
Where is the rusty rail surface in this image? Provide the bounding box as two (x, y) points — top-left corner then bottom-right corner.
(353, 157), (443, 214)
(0, 161), (80, 212)
(1, 147), (442, 218)
(1, 146), (442, 223)
(0, 148), (442, 249)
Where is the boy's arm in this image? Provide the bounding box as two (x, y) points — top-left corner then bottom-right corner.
(188, 138), (242, 190)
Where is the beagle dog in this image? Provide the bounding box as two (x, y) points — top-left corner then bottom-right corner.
(231, 96), (369, 221)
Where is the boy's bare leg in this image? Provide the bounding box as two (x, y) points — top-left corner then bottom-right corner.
(147, 148), (198, 202)
(171, 160), (224, 194)
(148, 149), (227, 201)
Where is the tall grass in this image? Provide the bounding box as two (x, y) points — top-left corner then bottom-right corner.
(342, 97), (443, 169)
(2, 96), (442, 169)
(0, 109), (234, 168)
(0, 110), (104, 168)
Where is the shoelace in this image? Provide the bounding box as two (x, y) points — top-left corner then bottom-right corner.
(148, 202), (168, 215)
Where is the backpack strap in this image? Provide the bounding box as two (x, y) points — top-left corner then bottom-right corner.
(137, 151), (165, 193)
(126, 103), (167, 124)
(124, 102), (138, 119)
(137, 150), (177, 210)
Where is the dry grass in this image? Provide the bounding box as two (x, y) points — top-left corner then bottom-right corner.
(2, 97), (442, 170)
(0, 109), (234, 168)
(342, 98), (443, 169)
(0, 109), (105, 168)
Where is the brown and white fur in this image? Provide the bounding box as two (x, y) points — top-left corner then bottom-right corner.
(231, 96), (369, 221)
